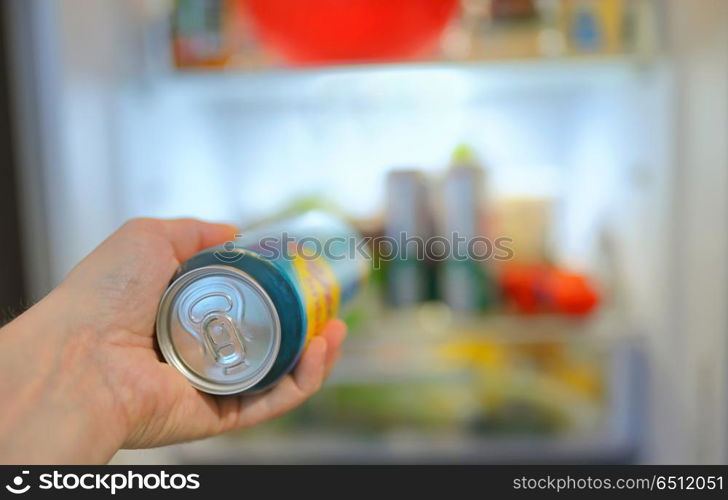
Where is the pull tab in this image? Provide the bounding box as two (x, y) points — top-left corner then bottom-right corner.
(202, 313), (249, 369)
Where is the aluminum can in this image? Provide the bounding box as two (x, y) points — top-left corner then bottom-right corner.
(156, 211), (369, 395)
(439, 163), (496, 311)
(384, 170), (435, 306)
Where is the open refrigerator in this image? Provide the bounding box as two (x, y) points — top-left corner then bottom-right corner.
(4, 0), (727, 463)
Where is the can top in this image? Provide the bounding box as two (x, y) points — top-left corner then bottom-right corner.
(156, 265), (281, 395)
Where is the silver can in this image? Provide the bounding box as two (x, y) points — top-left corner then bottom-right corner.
(156, 211), (368, 395)
(156, 266), (282, 395)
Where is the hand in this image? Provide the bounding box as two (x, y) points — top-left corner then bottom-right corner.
(0, 218), (346, 464)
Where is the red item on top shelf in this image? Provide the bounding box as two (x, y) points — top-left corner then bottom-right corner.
(243, 0), (459, 65)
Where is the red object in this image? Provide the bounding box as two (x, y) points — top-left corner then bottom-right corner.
(544, 270), (600, 316)
(243, 0), (459, 65)
(500, 264), (543, 314)
(500, 264), (600, 316)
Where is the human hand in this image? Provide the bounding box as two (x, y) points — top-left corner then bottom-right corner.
(0, 218), (346, 464)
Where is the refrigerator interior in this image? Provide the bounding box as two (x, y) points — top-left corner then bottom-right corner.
(5, 0), (727, 463)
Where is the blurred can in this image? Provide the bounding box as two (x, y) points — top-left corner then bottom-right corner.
(385, 170), (436, 307)
(156, 211), (369, 395)
(439, 163), (497, 312)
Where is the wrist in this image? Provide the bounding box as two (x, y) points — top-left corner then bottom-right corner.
(0, 290), (127, 463)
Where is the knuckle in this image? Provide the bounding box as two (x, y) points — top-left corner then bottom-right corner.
(122, 217), (157, 233)
(171, 217), (201, 231)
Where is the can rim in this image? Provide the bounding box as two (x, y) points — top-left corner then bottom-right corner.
(156, 265), (281, 395)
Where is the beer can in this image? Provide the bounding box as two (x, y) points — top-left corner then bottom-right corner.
(439, 163), (497, 312)
(156, 211), (369, 395)
(384, 170), (436, 307)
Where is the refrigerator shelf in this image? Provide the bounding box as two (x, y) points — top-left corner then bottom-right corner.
(145, 56), (659, 108)
(110, 334), (644, 465)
